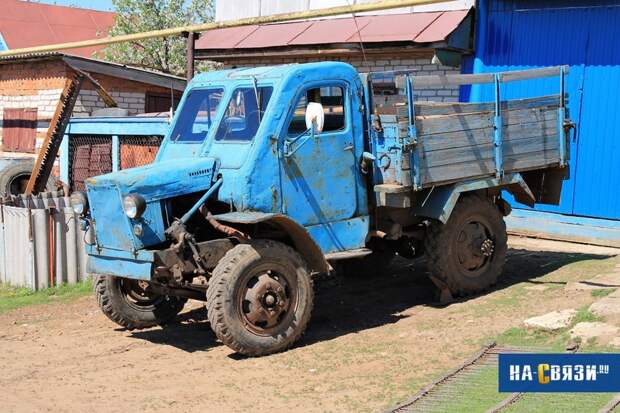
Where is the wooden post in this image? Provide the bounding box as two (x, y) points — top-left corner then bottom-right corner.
(184, 31), (199, 81)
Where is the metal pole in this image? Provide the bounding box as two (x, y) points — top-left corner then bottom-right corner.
(0, 0), (453, 57)
(493, 73), (504, 180)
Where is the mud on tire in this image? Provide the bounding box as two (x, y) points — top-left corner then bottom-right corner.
(94, 275), (186, 330)
(424, 194), (507, 296)
(206, 240), (314, 357)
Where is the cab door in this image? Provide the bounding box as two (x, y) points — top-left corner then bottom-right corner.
(279, 82), (359, 226)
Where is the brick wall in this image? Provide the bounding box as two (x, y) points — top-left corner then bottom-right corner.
(0, 58), (180, 155)
(73, 89), (146, 117)
(217, 54), (461, 102)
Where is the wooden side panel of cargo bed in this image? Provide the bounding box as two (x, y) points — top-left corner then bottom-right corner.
(413, 95), (562, 187)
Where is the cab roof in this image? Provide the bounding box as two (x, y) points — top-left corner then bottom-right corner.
(189, 61), (357, 86)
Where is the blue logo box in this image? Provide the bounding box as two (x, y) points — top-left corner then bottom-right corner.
(499, 353), (620, 392)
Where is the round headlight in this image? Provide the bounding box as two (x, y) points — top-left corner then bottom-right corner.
(70, 191), (88, 215)
(123, 194), (146, 219)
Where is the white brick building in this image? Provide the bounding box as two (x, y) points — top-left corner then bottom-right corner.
(0, 54), (185, 156)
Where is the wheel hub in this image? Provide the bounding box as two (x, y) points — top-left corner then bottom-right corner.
(480, 238), (495, 257)
(456, 221), (495, 272)
(240, 270), (291, 333)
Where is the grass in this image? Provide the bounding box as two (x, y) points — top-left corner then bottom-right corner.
(591, 288), (616, 298)
(495, 305), (605, 351)
(0, 280), (93, 314)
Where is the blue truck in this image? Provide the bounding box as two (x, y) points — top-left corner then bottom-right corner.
(71, 62), (572, 356)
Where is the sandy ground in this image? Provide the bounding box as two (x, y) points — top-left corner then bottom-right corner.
(1, 237), (618, 413)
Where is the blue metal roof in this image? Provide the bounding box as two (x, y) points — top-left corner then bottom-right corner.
(190, 62), (356, 85)
(469, 0), (620, 221)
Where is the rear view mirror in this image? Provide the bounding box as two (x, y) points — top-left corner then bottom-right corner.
(305, 102), (324, 134)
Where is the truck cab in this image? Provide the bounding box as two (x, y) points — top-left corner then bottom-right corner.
(74, 62), (571, 356)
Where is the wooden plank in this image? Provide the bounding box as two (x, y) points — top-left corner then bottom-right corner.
(411, 95), (562, 117)
(420, 149), (560, 186)
(420, 134), (559, 169)
(418, 117), (558, 153)
(500, 65), (569, 82)
(414, 106), (557, 136)
(408, 66), (568, 88)
(411, 73), (495, 87)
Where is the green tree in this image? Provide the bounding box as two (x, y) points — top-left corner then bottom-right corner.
(102, 0), (214, 76)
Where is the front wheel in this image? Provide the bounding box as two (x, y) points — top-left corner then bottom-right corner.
(206, 240), (314, 356)
(94, 275), (186, 330)
(424, 194), (507, 296)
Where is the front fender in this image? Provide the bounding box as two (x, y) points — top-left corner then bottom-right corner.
(211, 212), (329, 273)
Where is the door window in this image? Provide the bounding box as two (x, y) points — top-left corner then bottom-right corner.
(287, 86), (346, 135)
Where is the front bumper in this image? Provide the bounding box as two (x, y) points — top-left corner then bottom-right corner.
(86, 244), (154, 280)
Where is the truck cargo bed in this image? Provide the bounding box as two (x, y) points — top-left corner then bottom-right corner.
(369, 66), (570, 192)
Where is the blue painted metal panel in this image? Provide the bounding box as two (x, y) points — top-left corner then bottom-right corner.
(472, 0), (620, 222)
(506, 209), (620, 248)
(85, 158), (217, 250)
(86, 245), (153, 280)
(306, 216), (369, 253)
(571, 6), (620, 219)
(277, 65), (366, 227)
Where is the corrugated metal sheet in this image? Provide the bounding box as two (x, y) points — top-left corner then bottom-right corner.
(196, 10), (470, 50)
(470, 0), (620, 221)
(0, 0), (114, 58)
(0, 195), (89, 290)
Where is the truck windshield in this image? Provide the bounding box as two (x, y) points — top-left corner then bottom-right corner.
(170, 88), (224, 143)
(215, 86), (273, 141)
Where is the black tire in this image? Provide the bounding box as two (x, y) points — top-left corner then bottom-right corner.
(207, 240), (314, 356)
(94, 275), (186, 330)
(0, 159), (57, 195)
(424, 194), (507, 296)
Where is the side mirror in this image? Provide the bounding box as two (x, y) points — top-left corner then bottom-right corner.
(305, 102), (324, 134)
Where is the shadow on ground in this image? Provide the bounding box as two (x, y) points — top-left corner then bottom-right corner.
(128, 247), (615, 353)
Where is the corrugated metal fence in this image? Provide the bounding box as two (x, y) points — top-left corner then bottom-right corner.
(0, 192), (90, 290)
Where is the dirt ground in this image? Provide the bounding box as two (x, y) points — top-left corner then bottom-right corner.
(1, 236), (618, 413)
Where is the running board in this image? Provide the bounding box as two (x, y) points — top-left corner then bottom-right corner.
(324, 248), (373, 261)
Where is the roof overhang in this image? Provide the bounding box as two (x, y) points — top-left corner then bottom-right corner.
(195, 8), (474, 62)
(0, 53), (186, 91)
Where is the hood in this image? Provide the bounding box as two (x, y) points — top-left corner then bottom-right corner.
(85, 157), (219, 202)
(84, 157), (219, 252)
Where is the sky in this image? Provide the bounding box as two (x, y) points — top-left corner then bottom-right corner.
(34, 0), (115, 11)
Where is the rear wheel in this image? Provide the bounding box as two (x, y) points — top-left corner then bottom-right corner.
(207, 240), (313, 356)
(94, 275), (186, 330)
(424, 195), (507, 296)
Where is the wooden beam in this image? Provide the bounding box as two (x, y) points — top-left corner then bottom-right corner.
(183, 31), (199, 81)
(25, 74), (84, 194)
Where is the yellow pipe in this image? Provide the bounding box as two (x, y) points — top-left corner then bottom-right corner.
(0, 0), (454, 57)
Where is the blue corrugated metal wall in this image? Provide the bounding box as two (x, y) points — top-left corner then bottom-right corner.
(469, 0), (620, 220)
